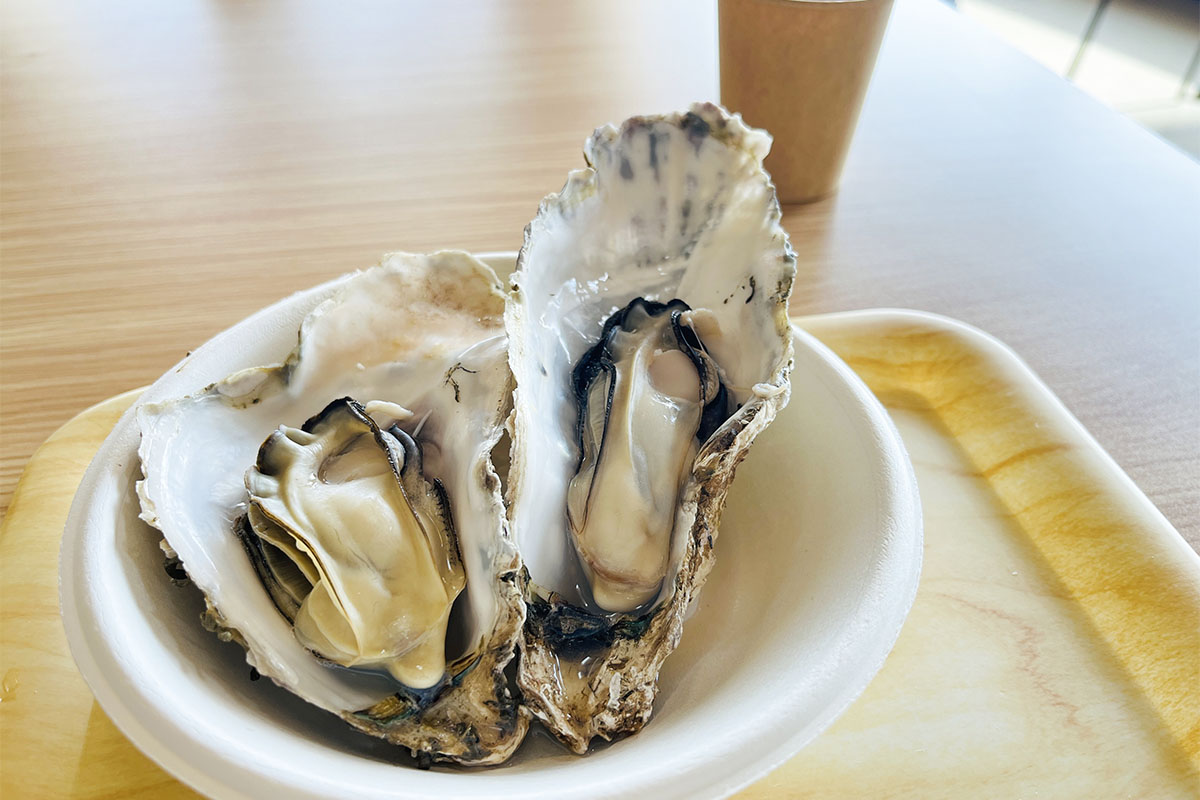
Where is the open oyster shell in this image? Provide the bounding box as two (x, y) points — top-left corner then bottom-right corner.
(136, 251), (528, 765)
(505, 103), (796, 752)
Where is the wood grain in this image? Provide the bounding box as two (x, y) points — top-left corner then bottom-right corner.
(2, 0), (1197, 551)
(0, 391), (199, 799)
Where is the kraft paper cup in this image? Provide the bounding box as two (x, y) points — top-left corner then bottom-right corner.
(720, 0), (894, 203)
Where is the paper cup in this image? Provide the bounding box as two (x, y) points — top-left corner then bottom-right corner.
(720, 0), (894, 203)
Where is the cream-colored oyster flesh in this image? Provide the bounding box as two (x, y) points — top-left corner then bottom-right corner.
(506, 103), (795, 752)
(244, 397), (466, 688)
(137, 252), (528, 765)
(566, 298), (725, 613)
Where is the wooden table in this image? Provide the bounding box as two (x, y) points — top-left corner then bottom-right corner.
(3, 0), (1197, 547)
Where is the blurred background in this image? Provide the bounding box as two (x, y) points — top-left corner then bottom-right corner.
(954, 0), (1199, 156)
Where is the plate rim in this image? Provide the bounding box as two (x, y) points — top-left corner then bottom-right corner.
(59, 252), (923, 800)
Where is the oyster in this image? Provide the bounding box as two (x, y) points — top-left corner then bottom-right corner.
(137, 252), (528, 765)
(566, 297), (731, 612)
(506, 103), (795, 752)
(242, 397), (465, 689)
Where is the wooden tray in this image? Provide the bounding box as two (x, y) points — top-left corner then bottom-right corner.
(2, 310), (1197, 798)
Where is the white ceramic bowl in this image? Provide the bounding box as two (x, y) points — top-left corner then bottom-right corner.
(60, 253), (922, 800)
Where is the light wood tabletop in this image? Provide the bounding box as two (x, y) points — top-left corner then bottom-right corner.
(1, 0), (1196, 547)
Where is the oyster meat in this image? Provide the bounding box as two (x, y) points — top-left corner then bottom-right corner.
(242, 397), (465, 689)
(137, 252), (528, 765)
(134, 103), (795, 766)
(506, 103), (795, 752)
(566, 298), (731, 612)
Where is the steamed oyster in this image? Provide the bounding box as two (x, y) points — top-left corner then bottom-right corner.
(137, 252), (528, 765)
(241, 397), (465, 689)
(566, 297), (731, 612)
(506, 103), (795, 752)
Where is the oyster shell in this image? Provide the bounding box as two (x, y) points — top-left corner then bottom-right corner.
(137, 251), (528, 765)
(506, 103), (795, 752)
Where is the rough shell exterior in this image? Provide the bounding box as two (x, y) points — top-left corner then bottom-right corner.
(506, 103), (796, 752)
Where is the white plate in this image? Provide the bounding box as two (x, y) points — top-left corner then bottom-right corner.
(60, 252), (922, 800)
